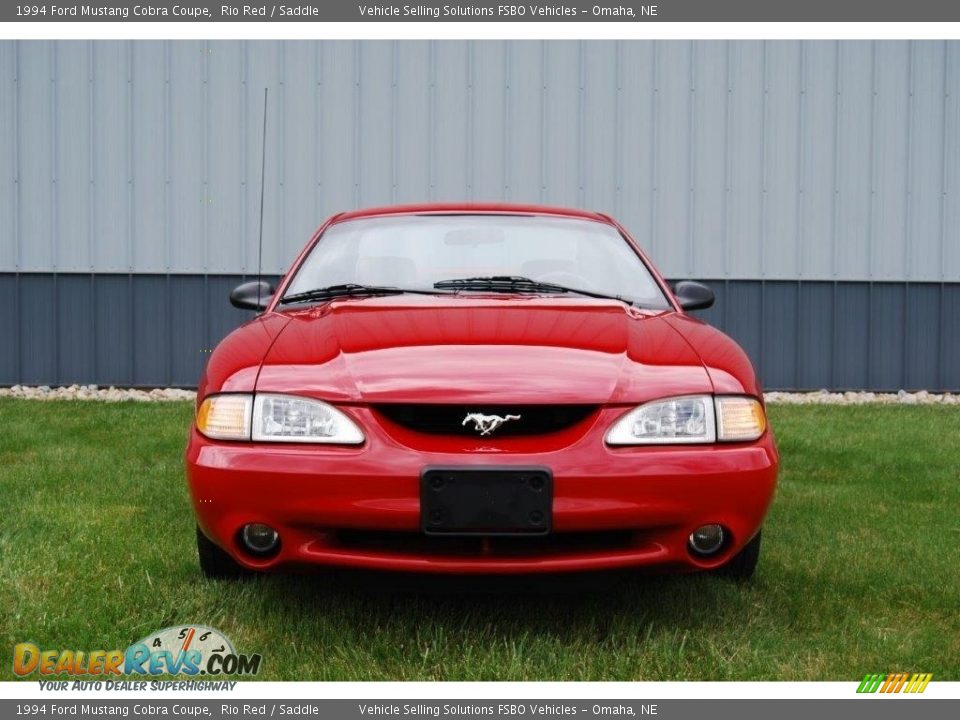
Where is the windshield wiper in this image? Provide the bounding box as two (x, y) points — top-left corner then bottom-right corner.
(432, 275), (634, 306)
(280, 283), (445, 305)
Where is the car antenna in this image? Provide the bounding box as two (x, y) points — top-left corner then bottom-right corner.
(255, 87), (268, 311)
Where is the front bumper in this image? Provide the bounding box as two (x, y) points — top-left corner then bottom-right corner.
(185, 407), (778, 574)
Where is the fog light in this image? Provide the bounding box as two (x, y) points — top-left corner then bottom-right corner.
(689, 524), (725, 555)
(241, 523), (279, 555)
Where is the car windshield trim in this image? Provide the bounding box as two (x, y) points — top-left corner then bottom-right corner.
(433, 275), (638, 307)
(279, 283), (452, 305)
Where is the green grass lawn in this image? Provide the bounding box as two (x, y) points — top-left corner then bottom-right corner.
(1, 399), (957, 681)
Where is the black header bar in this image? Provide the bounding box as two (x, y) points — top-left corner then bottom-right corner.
(5, 0), (960, 23)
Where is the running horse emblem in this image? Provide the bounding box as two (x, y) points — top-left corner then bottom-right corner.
(461, 412), (522, 436)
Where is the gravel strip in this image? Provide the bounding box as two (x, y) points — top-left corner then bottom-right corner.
(764, 390), (959, 405)
(0, 385), (196, 402)
(0, 385), (957, 405)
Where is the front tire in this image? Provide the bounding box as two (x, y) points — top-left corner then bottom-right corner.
(716, 529), (762, 581)
(196, 526), (249, 579)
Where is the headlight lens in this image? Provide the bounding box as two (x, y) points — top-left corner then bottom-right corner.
(196, 394), (252, 441)
(252, 394), (364, 444)
(196, 393), (364, 444)
(716, 396), (766, 442)
(605, 394), (767, 445)
(605, 395), (716, 445)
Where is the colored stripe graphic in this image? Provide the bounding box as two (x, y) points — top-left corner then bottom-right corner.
(910, 673), (933, 693)
(858, 672), (931, 693)
(857, 673), (885, 693)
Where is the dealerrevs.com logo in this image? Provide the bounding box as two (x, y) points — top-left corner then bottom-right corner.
(857, 673), (933, 694)
(13, 625), (262, 677)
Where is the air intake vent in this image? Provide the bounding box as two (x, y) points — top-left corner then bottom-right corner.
(375, 405), (596, 437)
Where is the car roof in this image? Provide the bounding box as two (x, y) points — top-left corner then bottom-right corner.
(332, 203), (614, 225)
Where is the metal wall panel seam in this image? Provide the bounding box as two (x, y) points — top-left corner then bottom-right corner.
(902, 40), (916, 282)
(831, 41), (842, 281)
(126, 273), (134, 385)
(577, 40), (585, 210)
(539, 41), (547, 204)
(127, 42), (134, 273)
(722, 41), (732, 278)
(241, 41), (249, 273)
(391, 40), (398, 205)
(613, 41), (623, 222)
(11, 45), (20, 378)
(687, 41), (696, 278)
(756, 44), (768, 378)
(793, 279), (801, 389)
(466, 40), (474, 200)
(900, 282), (907, 390)
(759, 40), (768, 281)
(796, 42), (806, 278)
(503, 42), (511, 196)
(866, 280), (875, 388)
(428, 41), (436, 200)
(938, 45), (953, 389)
(90, 271), (97, 382)
(721, 278), (729, 354)
(13, 44), (20, 275)
(903, 42), (916, 385)
(353, 41), (361, 207)
(279, 42), (286, 268)
(867, 41), (878, 280)
(165, 272), (172, 386)
(939, 41), (951, 283)
(50, 42), (57, 272)
(202, 41), (210, 274)
(829, 281), (837, 389)
(203, 273), (209, 384)
(313, 41), (321, 227)
(938, 282), (946, 390)
(649, 42), (659, 260)
(51, 44), (60, 381)
(163, 42), (171, 273)
(794, 47), (806, 389)
(87, 41), (94, 273)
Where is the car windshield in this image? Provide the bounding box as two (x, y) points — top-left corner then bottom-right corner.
(282, 214), (671, 309)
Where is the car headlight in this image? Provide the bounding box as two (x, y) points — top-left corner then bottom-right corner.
(605, 395), (766, 445)
(605, 395), (716, 445)
(252, 394), (364, 444)
(196, 393), (364, 444)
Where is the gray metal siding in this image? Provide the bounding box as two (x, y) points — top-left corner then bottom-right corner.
(1, 273), (958, 392)
(2, 40), (959, 281)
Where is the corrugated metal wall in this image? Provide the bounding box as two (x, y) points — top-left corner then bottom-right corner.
(2, 40), (958, 280)
(1, 274), (957, 391)
(2, 40), (959, 390)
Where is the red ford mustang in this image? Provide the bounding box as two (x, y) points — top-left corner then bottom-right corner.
(186, 204), (778, 579)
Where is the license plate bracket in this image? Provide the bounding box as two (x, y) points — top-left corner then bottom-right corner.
(420, 466), (552, 536)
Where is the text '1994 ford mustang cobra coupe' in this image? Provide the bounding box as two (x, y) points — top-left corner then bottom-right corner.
(186, 204), (778, 579)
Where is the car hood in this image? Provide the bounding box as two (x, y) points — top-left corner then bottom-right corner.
(254, 295), (716, 405)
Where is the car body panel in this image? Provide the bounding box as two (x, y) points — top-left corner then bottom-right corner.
(197, 313), (291, 397)
(254, 296), (712, 405)
(186, 203), (778, 575)
(187, 418), (777, 574)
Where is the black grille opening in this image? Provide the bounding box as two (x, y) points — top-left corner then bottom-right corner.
(334, 530), (637, 557)
(375, 404), (596, 437)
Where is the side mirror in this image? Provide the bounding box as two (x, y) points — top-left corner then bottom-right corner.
(673, 280), (715, 311)
(230, 280), (275, 311)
